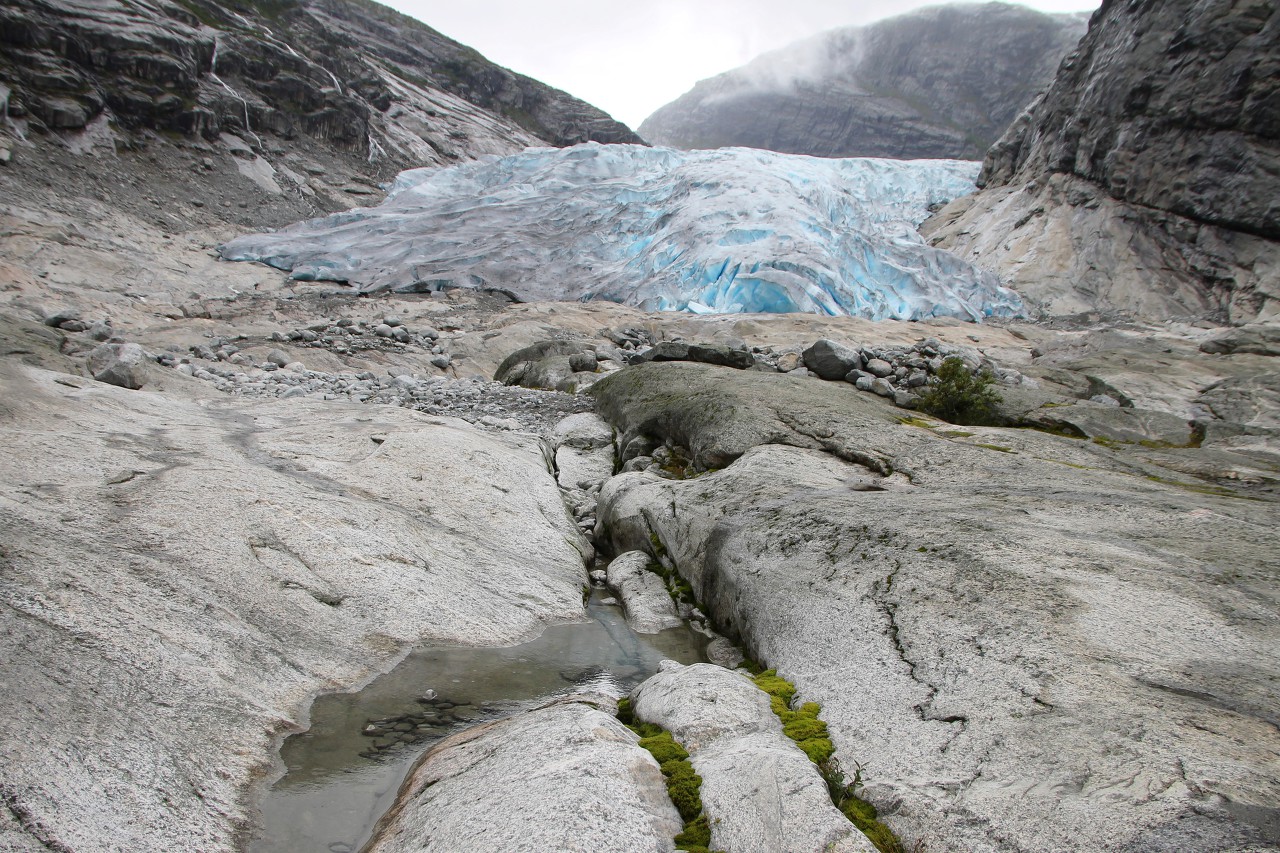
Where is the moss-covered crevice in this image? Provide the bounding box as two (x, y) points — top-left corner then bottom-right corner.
(617, 698), (723, 853)
(751, 670), (905, 853)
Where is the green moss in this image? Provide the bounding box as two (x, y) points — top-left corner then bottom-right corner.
(975, 443), (1015, 453)
(841, 794), (905, 853)
(1091, 435), (1127, 449)
(674, 813), (711, 848)
(938, 429), (975, 438)
(622, 710), (711, 848)
(648, 531), (668, 560)
(797, 737), (836, 764)
(896, 416), (936, 429)
(782, 716), (829, 742)
(639, 732), (689, 765)
(752, 668), (905, 853)
(663, 761), (705, 822)
(752, 670), (796, 706)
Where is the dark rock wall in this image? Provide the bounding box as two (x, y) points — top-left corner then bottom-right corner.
(925, 0), (1279, 323)
(0, 0), (639, 160)
(980, 0), (1279, 241)
(638, 2), (1087, 160)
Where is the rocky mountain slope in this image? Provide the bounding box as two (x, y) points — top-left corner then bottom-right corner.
(0, 2), (1277, 852)
(638, 3), (1087, 160)
(0, 0), (638, 231)
(923, 0), (1279, 323)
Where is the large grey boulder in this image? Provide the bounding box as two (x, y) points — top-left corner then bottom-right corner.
(594, 363), (1280, 852)
(631, 662), (874, 853)
(631, 341), (757, 370)
(550, 412), (615, 491)
(495, 339), (599, 390)
(802, 339), (863, 380)
(604, 552), (683, 634)
(87, 342), (148, 390)
(364, 697), (682, 853)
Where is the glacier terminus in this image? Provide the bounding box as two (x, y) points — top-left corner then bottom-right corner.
(221, 143), (1023, 321)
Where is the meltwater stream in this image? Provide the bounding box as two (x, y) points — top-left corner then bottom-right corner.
(250, 589), (711, 853)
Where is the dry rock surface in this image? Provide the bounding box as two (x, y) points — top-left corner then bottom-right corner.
(595, 362), (1280, 852)
(631, 661), (875, 853)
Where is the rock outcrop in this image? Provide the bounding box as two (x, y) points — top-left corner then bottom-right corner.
(631, 662), (876, 853)
(364, 696), (682, 853)
(0, 347), (588, 852)
(0, 0), (638, 162)
(639, 3), (1087, 160)
(924, 0), (1280, 323)
(594, 361), (1280, 852)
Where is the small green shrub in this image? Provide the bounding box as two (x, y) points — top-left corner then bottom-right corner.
(915, 357), (1003, 426)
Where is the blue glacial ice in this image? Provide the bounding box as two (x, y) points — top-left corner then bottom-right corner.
(220, 143), (1022, 321)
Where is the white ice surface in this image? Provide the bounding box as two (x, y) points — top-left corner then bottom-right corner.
(221, 143), (1022, 320)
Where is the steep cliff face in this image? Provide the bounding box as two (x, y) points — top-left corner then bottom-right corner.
(924, 0), (1279, 323)
(638, 3), (1087, 161)
(0, 0), (639, 169)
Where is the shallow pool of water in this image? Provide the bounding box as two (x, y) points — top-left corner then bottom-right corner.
(249, 590), (709, 853)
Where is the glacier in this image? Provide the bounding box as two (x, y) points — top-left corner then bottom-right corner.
(220, 143), (1022, 321)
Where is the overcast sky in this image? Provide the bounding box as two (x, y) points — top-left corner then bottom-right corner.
(384, 1), (1101, 129)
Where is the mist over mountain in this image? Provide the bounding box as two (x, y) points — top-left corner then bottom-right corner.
(1, 2), (1279, 853)
(639, 2), (1088, 160)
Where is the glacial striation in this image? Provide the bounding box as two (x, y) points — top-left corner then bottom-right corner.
(221, 143), (1023, 321)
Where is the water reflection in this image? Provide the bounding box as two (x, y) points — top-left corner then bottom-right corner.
(250, 590), (709, 853)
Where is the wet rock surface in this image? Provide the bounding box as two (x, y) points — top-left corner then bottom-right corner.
(0, 347), (587, 852)
(596, 363), (1280, 852)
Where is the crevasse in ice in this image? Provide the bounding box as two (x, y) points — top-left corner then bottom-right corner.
(220, 143), (1022, 320)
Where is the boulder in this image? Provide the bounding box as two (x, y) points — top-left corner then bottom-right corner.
(364, 698), (682, 853)
(631, 341), (756, 370)
(87, 342), (148, 390)
(550, 413), (615, 491)
(802, 339), (862, 380)
(631, 662), (874, 853)
(604, 552), (683, 634)
(495, 340), (597, 390)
